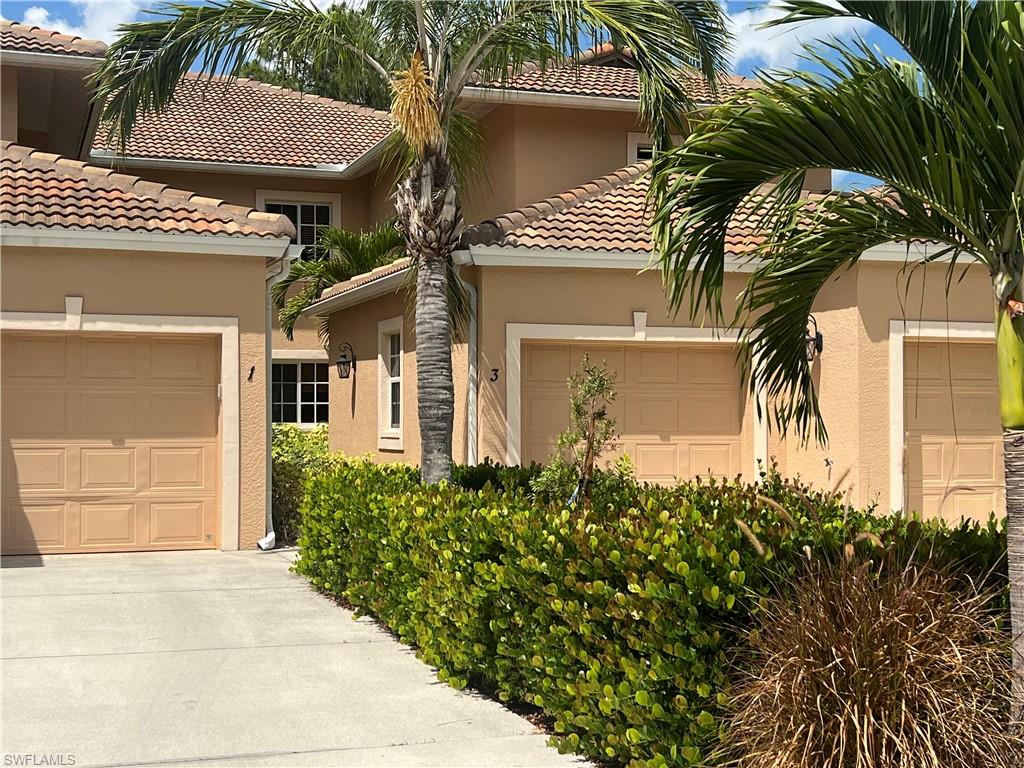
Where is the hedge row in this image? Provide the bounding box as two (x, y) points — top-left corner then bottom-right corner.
(294, 459), (1006, 767)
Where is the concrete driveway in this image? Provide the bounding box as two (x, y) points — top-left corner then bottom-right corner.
(1, 550), (583, 768)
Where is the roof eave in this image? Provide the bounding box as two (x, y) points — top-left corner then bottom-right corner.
(88, 151), (356, 180)
(461, 85), (713, 111)
(1, 225), (293, 258)
(0, 50), (101, 70)
(303, 268), (408, 317)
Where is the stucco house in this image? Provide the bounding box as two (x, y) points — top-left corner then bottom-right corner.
(0, 25), (1003, 555)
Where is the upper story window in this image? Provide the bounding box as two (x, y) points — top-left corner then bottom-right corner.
(264, 201), (331, 259)
(627, 132), (683, 165)
(256, 191), (341, 260)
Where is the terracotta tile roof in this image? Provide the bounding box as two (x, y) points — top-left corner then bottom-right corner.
(462, 162), (767, 256)
(0, 20), (107, 57)
(313, 257), (412, 304)
(471, 42), (757, 104)
(94, 74), (393, 170)
(2, 141), (294, 239)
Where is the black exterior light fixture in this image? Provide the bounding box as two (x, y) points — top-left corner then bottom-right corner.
(805, 315), (824, 362)
(335, 342), (356, 379)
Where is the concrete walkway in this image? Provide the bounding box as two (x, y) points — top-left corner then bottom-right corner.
(1, 550), (583, 768)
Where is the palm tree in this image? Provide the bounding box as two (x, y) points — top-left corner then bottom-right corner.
(91, 0), (730, 484)
(649, 0), (1024, 710)
(273, 222), (404, 342)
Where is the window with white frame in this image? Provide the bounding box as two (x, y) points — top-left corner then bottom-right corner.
(264, 201), (331, 259)
(272, 362), (329, 425)
(627, 132), (683, 164)
(378, 316), (403, 449)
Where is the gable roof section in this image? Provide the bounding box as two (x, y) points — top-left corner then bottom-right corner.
(93, 75), (393, 173)
(2, 141), (294, 239)
(468, 42), (757, 105)
(0, 20), (107, 57)
(462, 162), (765, 256)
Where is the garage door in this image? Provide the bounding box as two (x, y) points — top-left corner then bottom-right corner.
(2, 332), (220, 554)
(522, 341), (744, 483)
(904, 340), (1003, 521)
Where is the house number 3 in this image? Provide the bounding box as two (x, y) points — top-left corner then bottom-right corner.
(489, 368), (500, 382)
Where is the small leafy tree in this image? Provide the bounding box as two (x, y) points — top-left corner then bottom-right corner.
(533, 355), (619, 506)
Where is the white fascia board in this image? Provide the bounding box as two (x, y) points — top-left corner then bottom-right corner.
(461, 86), (713, 113)
(467, 245), (758, 273)
(2, 225), (292, 258)
(88, 150), (352, 180)
(302, 269), (408, 317)
(0, 50), (100, 70)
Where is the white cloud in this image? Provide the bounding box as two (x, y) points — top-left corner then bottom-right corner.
(727, 2), (870, 71)
(10, 0), (153, 43)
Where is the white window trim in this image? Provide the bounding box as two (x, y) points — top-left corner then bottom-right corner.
(271, 358), (330, 429)
(505, 316), (768, 477)
(378, 316), (404, 451)
(1, 299), (243, 550)
(887, 319), (996, 512)
(255, 190), (342, 247)
(626, 132), (683, 165)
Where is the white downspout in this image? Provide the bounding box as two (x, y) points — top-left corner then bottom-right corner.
(259, 245), (301, 550)
(453, 251), (478, 465)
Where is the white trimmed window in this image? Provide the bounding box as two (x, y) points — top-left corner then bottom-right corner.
(272, 361), (329, 425)
(627, 132), (683, 164)
(256, 191), (341, 260)
(378, 316), (404, 450)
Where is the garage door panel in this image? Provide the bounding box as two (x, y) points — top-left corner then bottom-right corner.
(8, 335), (67, 378)
(79, 502), (137, 546)
(151, 338), (213, 381)
(628, 347), (678, 384)
(80, 337), (138, 378)
(6, 390), (69, 436)
(634, 443), (678, 482)
(576, 347), (625, 379)
(150, 391), (218, 436)
(149, 501), (209, 545)
(690, 443), (737, 478)
(625, 394), (678, 434)
(2, 331), (220, 554)
(683, 392), (741, 433)
(688, 347), (737, 386)
(80, 447), (137, 491)
(150, 446), (213, 490)
(78, 391), (138, 435)
(2, 500), (68, 549)
(6, 447), (67, 491)
(525, 345), (571, 382)
(904, 340), (1002, 520)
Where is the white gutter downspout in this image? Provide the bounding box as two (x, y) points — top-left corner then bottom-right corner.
(453, 250), (478, 465)
(259, 245), (302, 550)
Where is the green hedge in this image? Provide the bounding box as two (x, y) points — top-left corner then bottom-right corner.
(271, 424), (329, 545)
(294, 459), (1006, 767)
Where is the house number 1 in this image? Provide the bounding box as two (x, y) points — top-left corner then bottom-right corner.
(490, 368), (499, 382)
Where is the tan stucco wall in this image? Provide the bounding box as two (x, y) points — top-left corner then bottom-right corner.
(463, 105), (646, 224)
(1, 245), (270, 549)
(325, 281), (472, 466)
(2, 66), (18, 142)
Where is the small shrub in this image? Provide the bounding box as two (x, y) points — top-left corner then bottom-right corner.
(716, 557), (1022, 768)
(271, 423), (329, 545)
(532, 355), (619, 506)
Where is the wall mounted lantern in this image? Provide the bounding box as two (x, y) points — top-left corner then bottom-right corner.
(805, 316), (824, 362)
(336, 342), (356, 379)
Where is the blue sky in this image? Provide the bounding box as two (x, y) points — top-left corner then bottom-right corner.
(1, 0), (905, 188)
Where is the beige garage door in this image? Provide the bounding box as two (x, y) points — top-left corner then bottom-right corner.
(904, 340), (1003, 521)
(2, 332), (220, 554)
(522, 341), (745, 483)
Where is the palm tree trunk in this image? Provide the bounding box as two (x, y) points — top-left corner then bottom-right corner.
(394, 150), (462, 484)
(997, 303), (1024, 720)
